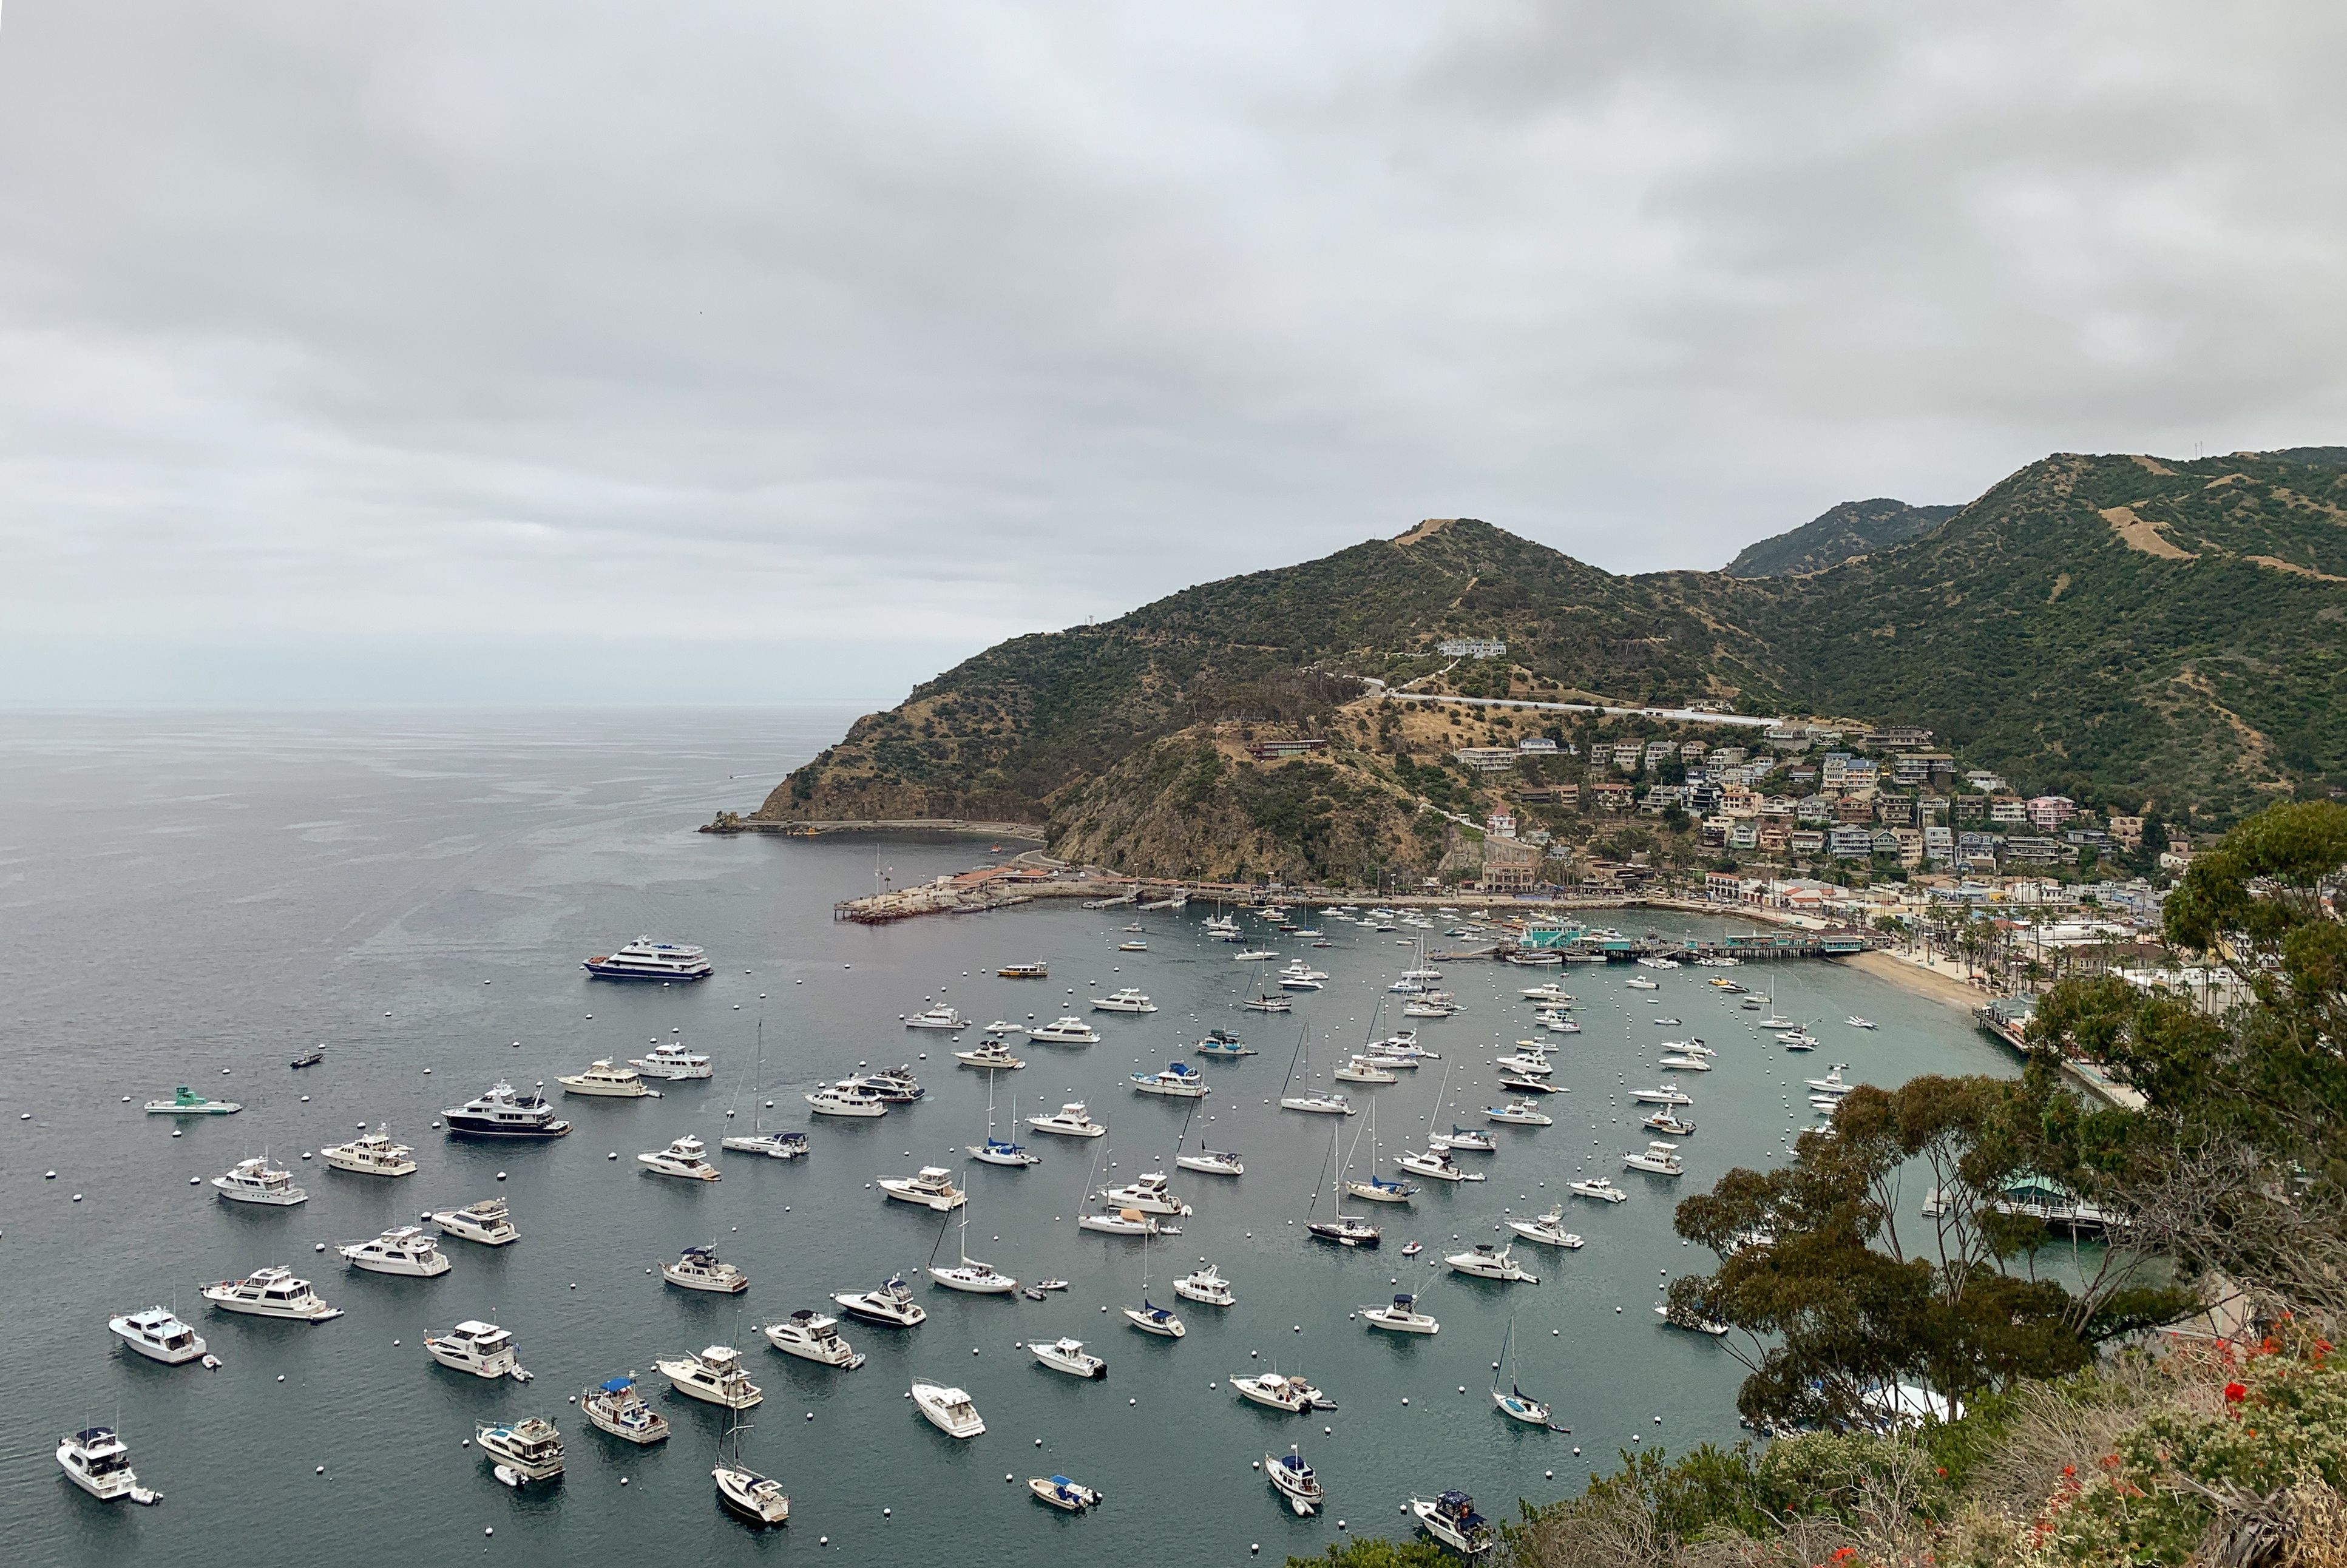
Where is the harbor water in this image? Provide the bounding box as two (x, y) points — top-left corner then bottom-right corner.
(1, 710), (2017, 1567)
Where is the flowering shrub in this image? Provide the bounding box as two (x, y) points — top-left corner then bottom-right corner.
(2023, 1334), (2347, 1565)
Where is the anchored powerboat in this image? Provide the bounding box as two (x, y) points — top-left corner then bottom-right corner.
(1229, 1371), (1332, 1412)
(1568, 1176), (1628, 1203)
(1267, 1446), (1323, 1515)
(805, 1079), (889, 1118)
(1411, 1491), (1494, 1554)
(1624, 1140), (1685, 1175)
(1099, 1172), (1191, 1215)
(1028, 1102), (1106, 1138)
(657, 1344), (761, 1409)
(1485, 1099), (1554, 1126)
(1446, 1242), (1538, 1283)
(954, 1039), (1026, 1070)
(558, 1059), (661, 1098)
(212, 1156), (306, 1206)
(998, 962), (1049, 979)
(1028, 1337), (1107, 1378)
(763, 1309), (866, 1368)
(432, 1197), (520, 1245)
(1430, 1124), (1497, 1153)
(338, 1225), (451, 1277)
(1196, 1030), (1255, 1059)
(664, 1244), (749, 1293)
(425, 1319), (530, 1380)
(444, 1081), (570, 1139)
(1131, 1062), (1210, 1098)
(833, 1275), (927, 1328)
(321, 1125), (419, 1176)
(1360, 1293), (1440, 1334)
(1174, 1262), (1236, 1306)
(584, 938), (711, 981)
(878, 1166), (966, 1211)
(1631, 1082), (1694, 1106)
(57, 1427), (160, 1504)
(901, 1003), (969, 1031)
(629, 1038), (714, 1079)
(1025, 1016), (1102, 1044)
(1642, 1110), (1698, 1137)
(910, 1380), (985, 1438)
(1029, 1474), (1104, 1512)
(639, 1134), (721, 1181)
(476, 1417), (564, 1484)
(109, 1306), (207, 1365)
(1091, 987), (1157, 1013)
(581, 1376), (670, 1444)
(1396, 1148), (1484, 1183)
(1332, 1055), (1399, 1085)
(1077, 1206), (1164, 1236)
(144, 1085), (239, 1115)
(1505, 1206), (1585, 1248)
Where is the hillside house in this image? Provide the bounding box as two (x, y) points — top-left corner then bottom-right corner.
(2028, 795), (2078, 830)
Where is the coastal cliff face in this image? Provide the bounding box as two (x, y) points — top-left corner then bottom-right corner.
(751, 450), (2347, 873)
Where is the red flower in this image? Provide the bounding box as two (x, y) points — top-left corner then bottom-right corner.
(2062, 1465), (2075, 1477)
(1832, 1550), (1858, 1563)
(2224, 1381), (2248, 1404)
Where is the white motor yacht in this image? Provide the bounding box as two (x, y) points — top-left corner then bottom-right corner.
(143, 1084), (241, 1115)
(1519, 982), (1575, 1003)
(1400, 998), (1457, 1019)
(1077, 1207), (1162, 1236)
(1267, 1446), (1323, 1516)
(1360, 1293), (1440, 1334)
(638, 1134), (722, 1181)
(1642, 1110), (1699, 1137)
(1446, 1241), (1538, 1283)
(657, 1344), (762, 1409)
(1807, 1064), (1857, 1096)
(1494, 1049), (1554, 1076)
(57, 1427), (160, 1505)
(443, 1080), (570, 1139)
(432, 1197), (519, 1245)
(1779, 1029), (1821, 1052)
(664, 1244), (749, 1293)
(583, 937), (713, 981)
(1331, 1055), (1398, 1085)
(1485, 1099), (1554, 1126)
(1173, 1263), (1235, 1306)
(1625, 975), (1661, 990)
(628, 1038), (714, 1080)
(1243, 992), (1295, 1013)
(1024, 1016), (1101, 1045)
(1411, 1492), (1495, 1554)
(1429, 1124), (1497, 1153)
(1658, 1053), (1713, 1072)
(1505, 949), (1563, 966)
(476, 1417), (564, 1483)
(1091, 987), (1157, 1013)
(1026, 1101), (1106, 1138)
(853, 1065), (924, 1103)
(1129, 1062), (1210, 1097)
(1631, 1082), (1694, 1106)
(1846, 1016), (1878, 1030)
(1534, 1013), (1582, 1034)
(1195, 1030), (1256, 1059)
(833, 1275), (927, 1328)
(1233, 949), (1281, 964)
(320, 1125), (419, 1176)
(1505, 1206), (1585, 1248)
(1278, 974), (1324, 992)
(1759, 1012), (1800, 1030)
(721, 1127), (810, 1159)
(1098, 1172), (1191, 1215)
(1279, 960), (1329, 982)
(425, 1319), (531, 1380)
(1029, 1475), (1104, 1512)
(763, 1309), (867, 1368)
(877, 1165), (966, 1211)
(953, 1040), (1026, 1070)
(557, 1059), (661, 1098)
(581, 1376), (669, 1444)
(984, 1019), (1018, 1035)
(109, 1306), (208, 1365)
(901, 1003), (969, 1031)
(1228, 1371), (1331, 1413)
(1279, 1090), (1355, 1116)
(1568, 1176), (1628, 1203)
(1395, 1149), (1485, 1183)
(1173, 1146), (1244, 1175)
(1027, 1335), (1108, 1379)
(805, 1079), (889, 1118)
(910, 1380), (986, 1438)
(212, 1155), (307, 1206)
(338, 1225), (452, 1277)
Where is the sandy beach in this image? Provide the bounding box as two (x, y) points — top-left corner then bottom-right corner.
(1841, 948), (1991, 1013)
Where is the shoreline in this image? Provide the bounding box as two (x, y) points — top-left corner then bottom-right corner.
(1840, 948), (1990, 1013)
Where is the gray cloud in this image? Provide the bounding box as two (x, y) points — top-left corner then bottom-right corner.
(2, 1), (2340, 701)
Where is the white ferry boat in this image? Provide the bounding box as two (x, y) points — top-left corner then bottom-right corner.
(583, 938), (712, 981)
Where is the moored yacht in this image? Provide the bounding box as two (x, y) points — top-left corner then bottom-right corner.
(1519, 982), (1575, 1004)
(638, 1134), (721, 1181)
(212, 1155), (306, 1206)
(557, 1059), (662, 1098)
(444, 1081), (570, 1139)
(1099, 1172), (1191, 1215)
(1624, 975), (1661, 990)
(1624, 1140), (1685, 1175)
(1307, 1213), (1381, 1248)
(109, 1306), (208, 1365)
(1024, 1016), (1100, 1045)
(1360, 1293), (1440, 1334)
(1228, 1371), (1332, 1413)
(1242, 991), (1294, 1013)
(805, 1079), (889, 1118)
(1279, 1089), (1354, 1116)
(1077, 1206), (1163, 1236)
(901, 1003), (969, 1031)
(338, 1225), (452, 1277)
(833, 1275), (927, 1328)
(1807, 1064), (1857, 1096)
(664, 1244), (749, 1293)
(1130, 1062), (1210, 1097)
(721, 1126), (809, 1159)
(877, 1165), (966, 1211)
(714, 1441), (791, 1525)
(1174, 1146), (1244, 1175)
(1332, 1055), (1398, 1085)
(1026, 1101), (1106, 1138)
(1429, 1124), (1497, 1154)
(657, 1344), (762, 1408)
(1642, 1109), (1698, 1137)
(762, 1309), (866, 1368)
(1173, 1263), (1235, 1306)
(321, 1125), (419, 1177)
(1657, 1052), (1712, 1072)
(1091, 987), (1157, 1013)
(1029, 1475), (1104, 1512)
(998, 962), (1049, 979)
(953, 1039), (1026, 1070)
(143, 1085), (240, 1115)
(1446, 1241), (1539, 1282)
(1395, 1147), (1484, 1183)
(1345, 1169), (1418, 1205)
(1568, 1175), (1628, 1203)
(425, 1319), (531, 1380)
(1631, 1081), (1694, 1106)
(1485, 1098), (1554, 1126)
(581, 1376), (669, 1444)
(56, 1427), (160, 1504)
(1267, 1445), (1323, 1515)
(432, 1197), (520, 1245)
(1505, 1206), (1585, 1248)
(910, 1380), (985, 1438)
(476, 1417), (565, 1484)
(584, 938), (712, 981)
(1411, 1491), (1494, 1555)
(1195, 1029), (1255, 1058)
(629, 1038), (714, 1080)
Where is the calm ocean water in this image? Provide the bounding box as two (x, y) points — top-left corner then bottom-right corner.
(0, 709), (2016, 1567)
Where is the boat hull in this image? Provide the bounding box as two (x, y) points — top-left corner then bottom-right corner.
(443, 1116), (570, 1139)
(715, 1468), (789, 1524)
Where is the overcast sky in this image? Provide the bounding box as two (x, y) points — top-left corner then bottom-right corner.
(4, 2), (2342, 705)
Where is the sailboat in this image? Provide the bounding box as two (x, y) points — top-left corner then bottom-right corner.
(712, 1411), (790, 1526)
(1278, 1024), (1353, 1117)
(1492, 1316), (1563, 1428)
(928, 1184), (1018, 1294)
(1242, 955), (1292, 1013)
(967, 1080), (1041, 1168)
(1170, 1097), (1244, 1176)
(1395, 1061), (1482, 1181)
(720, 1021), (809, 1160)
(1306, 1123), (1381, 1248)
(1121, 1229), (1185, 1337)
(1343, 1104), (1417, 1204)
(1756, 976), (1797, 1030)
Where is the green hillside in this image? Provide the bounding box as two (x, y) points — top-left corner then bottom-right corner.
(751, 451), (2346, 863)
(1724, 497), (1959, 577)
